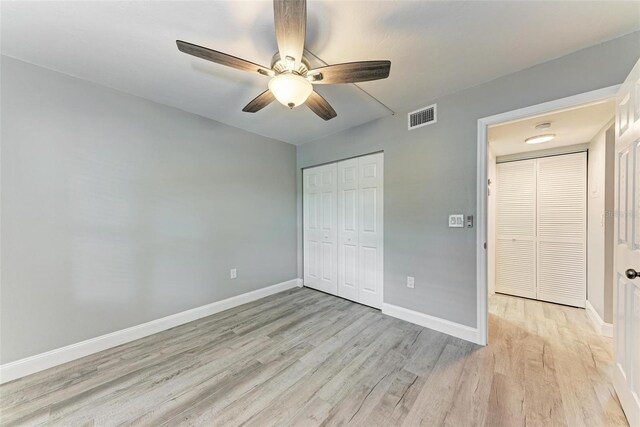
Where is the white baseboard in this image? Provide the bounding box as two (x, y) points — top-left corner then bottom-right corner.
(382, 303), (481, 344)
(0, 278), (303, 384)
(585, 300), (613, 337)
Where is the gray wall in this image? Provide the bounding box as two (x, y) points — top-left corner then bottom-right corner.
(587, 121), (615, 324)
(297, 32), (640, 328)
(1, 57), (297, 363)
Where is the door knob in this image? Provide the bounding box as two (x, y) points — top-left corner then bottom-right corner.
(625, 268), (640, 279)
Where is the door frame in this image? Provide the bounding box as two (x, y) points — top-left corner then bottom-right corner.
(476, 85), (619, 346)
(301, 151), (385, 308)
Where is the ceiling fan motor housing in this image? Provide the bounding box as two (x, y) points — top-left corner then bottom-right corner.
(271, 52), (310, 76)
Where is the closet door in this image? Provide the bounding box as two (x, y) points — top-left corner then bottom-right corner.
(337, 158), (359, 302)
(495, 159), (537, 299)
(536, 152), (586, 307)
(357, 153), (384, 309)
(303, 163), (338, 295)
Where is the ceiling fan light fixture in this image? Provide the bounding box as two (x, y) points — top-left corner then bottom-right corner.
(176, 0), (391, 120)
(268, 73), (313, 109)
(525, 134), (556, 144)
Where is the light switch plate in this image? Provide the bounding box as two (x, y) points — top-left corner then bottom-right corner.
(449, 214), (464, 228)
(230, 268), (237, 279)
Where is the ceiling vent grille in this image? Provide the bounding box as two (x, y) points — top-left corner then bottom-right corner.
(408, 104), (437, 130)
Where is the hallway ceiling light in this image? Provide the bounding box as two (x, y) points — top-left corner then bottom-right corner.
(525, 134), (556, 144)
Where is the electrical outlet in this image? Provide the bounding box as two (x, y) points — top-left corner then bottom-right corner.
(230, 268), (237, 279)
(449, 214), (464, 228)
(407, 276), (415, 288)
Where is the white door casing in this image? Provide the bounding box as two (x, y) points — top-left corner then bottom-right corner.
(303, 163), (338, 295)
(613, 58), (640, 427)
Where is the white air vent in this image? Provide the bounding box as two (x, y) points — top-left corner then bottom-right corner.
(408, 104), (437, 130)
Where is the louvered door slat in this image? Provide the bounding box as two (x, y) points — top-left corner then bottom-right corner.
(536, 152), (586, 307)
(495, 159), (537, 298)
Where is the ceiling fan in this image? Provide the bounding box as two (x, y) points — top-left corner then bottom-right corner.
(176, 0), (391, 121)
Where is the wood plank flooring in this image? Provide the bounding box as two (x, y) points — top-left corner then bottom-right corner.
(0, 288), (629, 426)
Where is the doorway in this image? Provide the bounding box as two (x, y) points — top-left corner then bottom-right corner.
(476, 85), (619, 346)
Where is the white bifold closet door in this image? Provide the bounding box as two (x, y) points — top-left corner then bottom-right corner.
(495, 152), (586, 308)
(304, 153), (383, 309)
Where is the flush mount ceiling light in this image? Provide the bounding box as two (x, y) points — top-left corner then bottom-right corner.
(525, 134), (556, 144)
(175, 0), (392, 121)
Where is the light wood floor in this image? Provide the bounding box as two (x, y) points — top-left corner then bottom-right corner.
(0, 288), (629, 426)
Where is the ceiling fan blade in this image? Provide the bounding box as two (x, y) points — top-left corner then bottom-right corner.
(176, 40), (273, 76)
(242, 90), (276, 113)
(273, 0), (306, 69)
(307, 60), (391, 84)
(306, 91), (337, 121)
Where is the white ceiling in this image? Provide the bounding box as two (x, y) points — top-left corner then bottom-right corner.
(2, 1), (638, 145)
(488, 100), (615, 156)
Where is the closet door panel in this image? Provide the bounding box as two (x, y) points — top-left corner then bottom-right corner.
(304, 169), (322, 288)
(337, 158), (359, 302)
(536, 153), (586, 307)
(357, 153), (384, 309)
(303, 163), (338, 295)
(495, 159), (537, 298)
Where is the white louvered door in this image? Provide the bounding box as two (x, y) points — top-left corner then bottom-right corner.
(496, 159), (537, 299)
(495, 153), (586, 307)
(536, 153), (586, 307)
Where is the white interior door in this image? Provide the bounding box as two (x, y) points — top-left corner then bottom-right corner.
(356, 153), (384, 309)
(613, 59), (640, 427)
(303, 163), (337, 295)
(495, 159), (537, 299)
(337, 158), (359, 302)
(536, 152), (587, 307)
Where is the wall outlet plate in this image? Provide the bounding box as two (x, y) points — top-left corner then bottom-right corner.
(449, 214), (464, 228)
(407, 276), (415, 288)
(230, 268), (237, 279)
